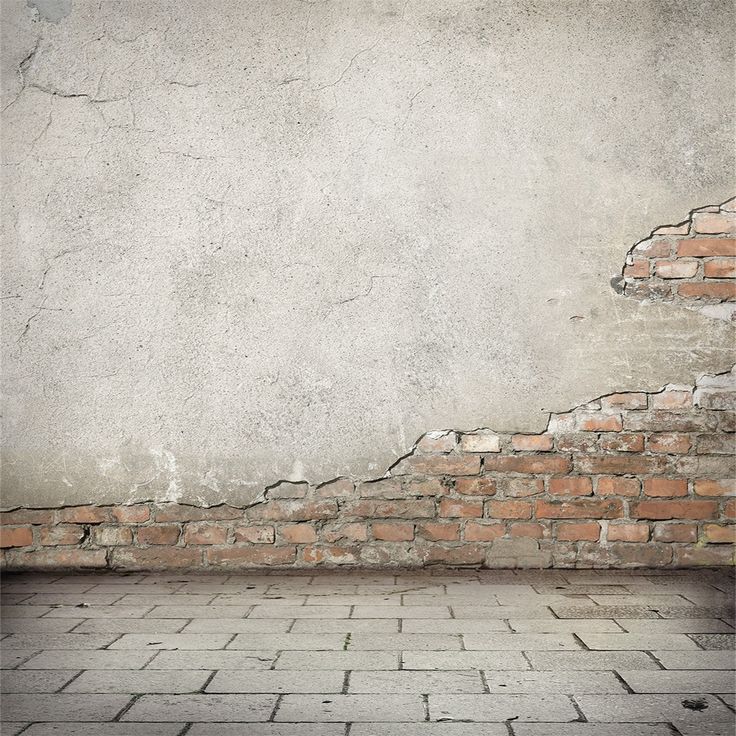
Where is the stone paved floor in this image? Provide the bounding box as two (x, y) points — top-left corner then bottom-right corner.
(0, 569), (734, 736)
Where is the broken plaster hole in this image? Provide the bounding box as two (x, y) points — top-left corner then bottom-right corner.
(27, 0), (72, 23)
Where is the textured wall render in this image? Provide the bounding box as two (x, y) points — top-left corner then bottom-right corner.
(1, 0), (735, 508)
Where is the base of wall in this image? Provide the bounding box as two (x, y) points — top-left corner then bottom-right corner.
(2, 367), (734, 571)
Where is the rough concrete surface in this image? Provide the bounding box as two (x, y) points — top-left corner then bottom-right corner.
(1, 0), (734, 507)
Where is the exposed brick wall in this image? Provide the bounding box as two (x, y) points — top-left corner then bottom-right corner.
(2, 200), (734, 570)
(622, 197), (736, 320)
(2, 368), (733, 569)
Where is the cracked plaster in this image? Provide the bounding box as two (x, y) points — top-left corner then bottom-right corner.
(1, 0), (734, 508)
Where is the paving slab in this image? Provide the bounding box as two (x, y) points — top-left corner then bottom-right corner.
(526, 651), (660, 670)
(109, 633), (233, 649)
(228, 633), (346, 650)
(64, 669), (212, 693)
(274, 651), (399, 670)
(615, 619), (734, 634)
(145, 650), (276, 670)
(402, 651), (529, 670)
(690, 634), (736, 650)
(350, 726), (508, 736)
(122, 693), (277, 721)
(207, 669), (345, 693)
(512, 725), (675, 736)
(20, 725), (184, 736)
(654, 651), (736, 670)
(618, 670), (736, 694)
(187, 726), (345, 736)
(578, 633), (700, 650)
(19, 650), (156, 670)
(0, 670), (79, 693)
(348, 670), (484, 693)
(275, 693), (425, 721)
(1, 693), (132, 721)
(463, 633), (580, 650)
(429, 693), (578, 722)
(482, 671), (626, 693)
(575, 693), (734, 722)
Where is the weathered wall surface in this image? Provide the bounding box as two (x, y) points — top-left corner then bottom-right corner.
(2, 0), (735, 509)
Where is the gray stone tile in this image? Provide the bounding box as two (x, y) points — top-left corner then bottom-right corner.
(483, 671), (626, 693)
(275, 693), (425, 721)
(109, 633), (233, 650)
(654, 651), (736, 670)
(351, 726), (508, 736)
(690, 634), (736, 650)
(20, 650), (155, 670)
(275, 651), (399, 670)
(615, 619), (734, 634)
(0, 618), (84, 633)
(292, 618), (399, 633)
(64, 669), (211, 693)
(45, 606), (153, 619)
(182, 618), (292, 633)
(578, 633), (700, 650)
(718, 693), (735, 707)
(114, 594), (217, 606)
(1, 693), (132, 721)
(21, 594), (126, 606)
(575, 693), (734, 722)
(352, 606), (450, 619)
(512, 726), (674, 736)
(526, 651), (660, 671)
(618, 670), (736, 694)
(145, 650), (276, 670)
(22, 725), (184, 736)
(73, 619), (189, 634)
(145, 606), (252, 618)
(402, 619), (509, 633)
(673, 725), (736, 736)
(463, 634), (580, 650)
(207, 669), (344, 693)
(228, 633), (346, 650)
(508, 619), (621, 633)
(122, 693), (277, 721)
(249, 605), (350, 619)
(188, 726), (345, 736)
(2, 634), (118, 649)
(349, 670), (484, 693)
(657, 607), (735, 620)
(551, 606), (660, 619)
(452, 606), (555, 619)
(0, 670), (78, 693)
(588, 594), (694, 606)
(0, 606), (53, 618)
(429, 693), (578, 722)
(0, 725), (29, 736)
(402, 651), (529, 670)
(348, 634), (462, 650)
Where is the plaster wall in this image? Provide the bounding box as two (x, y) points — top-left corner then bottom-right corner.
(1, 0), (734, 508)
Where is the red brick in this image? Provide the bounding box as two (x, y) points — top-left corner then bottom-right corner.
(557, 522), (600, 542)
(643, 478), (688, 497)
(596, 477), (640, 497)
(624, 259), (649, 278)
(57, 506), (113, 524)
(696, 434), (734, 454)
(488, 500), (532, 519)
(509, 522), (545, 539)
(548, 477), (593, 496)
(182, 522), (228, 545)
(691, 213), (736, 235)
(702, 524), (736, 544)
(111, 547), (200, 570)
(393, 454), (481, 476)
(321, 523), (367, 543)
(281, 524), (319, 543)
(358, 479), (403, 498)
(91, 526), (133, 546)
(137, 525), (180, 545)
(302, 546), (358, 564)
(650, 390), (692, 410)
(343, 500), (435, 519)
(607, 523), (649, 542)
(630, 500), (718, 520)
(673, 546), (735, 566)
(502, 478), (545, 497)
(8, 548), (107, 569)
(0, 509), (54, 525)
(267, 482), (309, 500)
(416, 432), (456, 453)
(677, 237), (736, 256)
(465, 522), (505, 541)
(653, 523), (697, 543)
(556, 434), (598, 453)
(416, 522), (460, 541)
(315, 478), (354, 497)
(694, 479), (735, 496)
(704, 258), (736, 278)
(599, 433), (645, 452)
(458, 433), (501, 453)
(454, 478), (496, 496)
(247, 500), (338, 522)
(439, 499), (483, 518)
(420, 544), (486, 565)
(574, 455), (667, 475)
(405, 478), (448, 496)
(601, 393), (648, 410)
(112, 505), (151, 523)
(154, 505), (243, 522)
(724, 499), (736, 518)
(577, 414), (623, 432)
(206, 546), (296, 567)
(233, 525), (275, 544)
(648, 433), (692, 454)
(39, 524), (85, 546)
(483, 455), (571, 474)
(372, 523), (414, 541)
(678, 282), (736, 300)
(633, 237), (673, 256)
(0, 527), (32, 548)
(654, 259), (698, 279)
(511, 434), (554, 452)
(536, 499), (624, 519)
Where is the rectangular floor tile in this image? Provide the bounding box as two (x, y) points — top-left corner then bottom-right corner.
(576, 693), (734, 722)
(1, 693), (132, 722)
(109, 634), (233, 650)
(122, 693), (277, 721)
(249, 606), (351, 619)
(348, 634), (462, 651)
(275, 651), (399, 670)
(351, 606), (451, 619)
(292, 618), (399, 633)
(615, 619), (734, 634)
(578, 633), (700, 650)
(145, 650), (276, 670)
(228, 633), (346, 650)
(463, 633), (579, 650)
(206, 669), (345, 693)
(526, 651), (660, 671)
(349, 670), (483, 693)
(654, 651), (736, 670)
(2, 634), (118, 649)
(402, 651), (529, 670)
(72, 619), (189, 634)
(483, 671), (626, 693)
(20, 651), (156, 670)
(512, 726), (675, 736)
(187, 726), (345, 736)
(275, 693), (425, 722)
(0, 670), (79, 693)
(508, 619), (621, 633)
(0, 619), (84, 633)
(618, 670), (736, 694)
(182, 619), (292, 633)
(429, 693), (578, 722)
(401, 619), (509, 633)
(350, 725), (508, 735)
(21, 725), (183, 736)
(45, 606), (153, 619)
(64, 669), (211, 693)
